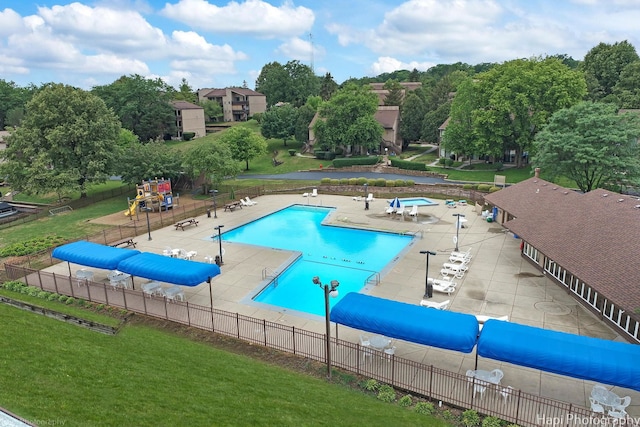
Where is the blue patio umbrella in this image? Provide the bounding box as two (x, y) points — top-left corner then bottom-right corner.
(389, 197), (402, 208)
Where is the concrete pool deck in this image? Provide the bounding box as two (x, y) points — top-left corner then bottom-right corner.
(44, 193), (640, 415)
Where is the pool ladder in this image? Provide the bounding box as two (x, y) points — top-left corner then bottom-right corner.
(364, 272), (380, 287)
(262, 267), (279, 287)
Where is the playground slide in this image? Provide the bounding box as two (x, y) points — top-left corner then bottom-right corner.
(124, 199), (139, 216)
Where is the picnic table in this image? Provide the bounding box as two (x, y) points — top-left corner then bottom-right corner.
(224, 201), (242, 212)
(174, 218), (199, 230)
(110, 237), (137, 248)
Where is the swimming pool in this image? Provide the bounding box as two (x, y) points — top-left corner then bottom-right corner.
(387, 197), (438, 206)
(220, 205), (414, 316)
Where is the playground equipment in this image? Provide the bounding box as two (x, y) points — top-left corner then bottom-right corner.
(125, 178), (175, 216)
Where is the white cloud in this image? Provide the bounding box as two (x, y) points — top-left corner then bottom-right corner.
(276, 36), (325, 62)
(161, 0), (315, 38)
(0, 8), (24, 38)
(369, 56), (435, 76)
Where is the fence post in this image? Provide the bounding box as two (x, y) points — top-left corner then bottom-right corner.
(236, 313), (240, 339)
(186, 302), (190, 326)
(263, 319), (267, 346)
(292, 326), (296, 355)
(52, 272), (59, 294)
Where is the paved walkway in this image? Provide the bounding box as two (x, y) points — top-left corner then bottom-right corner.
(44, 193), (639, 415)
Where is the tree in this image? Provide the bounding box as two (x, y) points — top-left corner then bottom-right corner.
(613, 61), (640, 108)
(294, 102), (318, 144)
(260, 104), (299, 146)
(182, 140), (241, 191)
(92, 74), (176, 142)
(583, 41), (639, 101)
(319, 72), (338, 101)
(1, 84), (120, 198)
(313, 84), (382, 154)
(172, 78), (197, 103)
(255, 60), (319, 107)
(0, 80), (34, 129)
(220, 125), (268, 170)
(474, 57), (587, 167)
(532, 102), (640, 193)
(115, 141), (183, 185)
(383, 79), (404, 106)
(400, 92), (426, 143)
(442, 78), (478, 162)
(421, 102), (450, 145)
(199, 100), (223, 123)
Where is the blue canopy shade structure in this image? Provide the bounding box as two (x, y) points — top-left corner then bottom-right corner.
(116, 252), (221, 287)
(330, 293), (479, 353)
(389, 197), (401, 208)
(52, 241), (140, 270)
(478, 320), (640, 391)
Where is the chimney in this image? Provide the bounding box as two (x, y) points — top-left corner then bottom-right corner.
(534, 168), (540, 178)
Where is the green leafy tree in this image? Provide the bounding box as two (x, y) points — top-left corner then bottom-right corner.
(182, 141), (241, 191)
(319, 72), (339, 101)
(442, 78), (479, 162)
(408, 68), (421, 82)
(474, 57), (587, 167)
(220, 126), (268, 170)
(383, 79), (404, 106)
(583, 41), (639, 101)
(1, 84), (120, 198)
(0, 80), (34, 129)
(260, 104), (299, 146)
(115, 141), (183, 185)
(400, 92), (426, 143)
(422, 102), (451, 145)
(613, 61), (640, 108)
(313, 84), (382, 153)
(199, 100), (223, 123)
(5, 107), (25, 128)
(294, 102), (318, 143)
(92, 74), (176, 142)
(532, 102), (640, 192)
(255, 60), (319, 107)
(172, 78), (197, 103)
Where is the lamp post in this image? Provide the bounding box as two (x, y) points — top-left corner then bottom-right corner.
(210, 189), (218, 219)
(453, 213), (465, 252)
(419, 250), (436, 298)
(214, 225), (224, 265)
(141, 206), (152, 241)
(363, 183), (369, 210)
(312, 276), (339, 379)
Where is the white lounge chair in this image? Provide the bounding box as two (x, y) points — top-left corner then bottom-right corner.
(589, 397), (605, 415)
(449, 254), (471, 264)
(366, 193), (374, 202)
(440, 268), (464, 279)
(420, 299), (450, 310)
(385, 206), (395, 215)
(408, 205), (418, 217)
(240, 198), (251, 207)
(451, 248), (472, 260)
(443, 262), (468, 272)
(431, 280), (456, 295)
(245, 196), (257, 205)
(311, 188), (318, 197)
(396, 204), (407, 217)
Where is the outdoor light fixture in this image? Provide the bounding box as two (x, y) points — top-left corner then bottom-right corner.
(453, 214), (465, 252)
(210, 189), (219, 219)
(214, 225), (224, 265)
(312, 276), (340, 379)
(141, 206), (152, 241)
(419, 250), (436, 299)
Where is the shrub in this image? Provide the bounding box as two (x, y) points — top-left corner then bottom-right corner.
(182, 132), (195, 141)
(438, 158), (446, 165)
(348, 178), (358, 185)
(395, 179), (405, 187)
(339, 178), (349, 185)
(96, 304), (106, 311)
(494, 162), (504, 171)
(414, 402), (435, 415)
(58, 294), (69, 302)
(37, 291), (50, 300)
(320, 178), (331, 185)
(76, 299), (86, 307)
(489, 186), (501, 192)
(27, 286), (40, 297)
(332, 157), (378, 168)
(442, 410), (456, 422)
(445, 158), (454, 168)
(477, 184), (491, 191)
(47, 293), (59, 301)
(482, 416), (503, 427)
(462, 183), (475, 190)
(0, 235), (66, 257)
(462, 409), (481, 427)
(362, 379), (379, 391)
(288, 149), (296, 156)
(398, 395), (413, 407)
(65, 297), (75, 305)
(375, 178), (386, 187)
(330, 179), (340, 185)
(376, 384), (396, 402)
(385, 180), (396, 187)
(405, 180), (415, 186)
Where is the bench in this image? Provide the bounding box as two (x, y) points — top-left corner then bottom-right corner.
(110, 238), (137, 248)
(174, 218), (199, 230)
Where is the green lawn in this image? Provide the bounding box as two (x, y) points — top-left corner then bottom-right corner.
(0, 303), (448, 427)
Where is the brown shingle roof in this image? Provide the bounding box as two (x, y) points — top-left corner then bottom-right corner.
(170, 101), (203, 110)
(485, 178), (640, 313)
(374, 107), (399, 129)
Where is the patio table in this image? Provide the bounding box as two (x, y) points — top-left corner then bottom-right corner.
(369, 335), (391, 351)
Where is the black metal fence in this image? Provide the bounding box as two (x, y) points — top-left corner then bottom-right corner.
(4, 263), (597, 427)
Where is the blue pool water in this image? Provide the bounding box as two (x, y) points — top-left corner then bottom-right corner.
(387, 197), (438, 206)
(220, 205), (413, 316)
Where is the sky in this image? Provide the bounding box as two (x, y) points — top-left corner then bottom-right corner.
(1, 0), (639, 92)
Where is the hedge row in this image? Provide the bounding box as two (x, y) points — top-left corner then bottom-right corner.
(320, 177), (415, 187)
(332, 157), (380, 168)
(390, 158), (427, 171)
